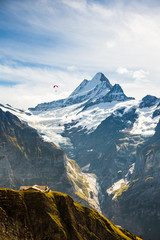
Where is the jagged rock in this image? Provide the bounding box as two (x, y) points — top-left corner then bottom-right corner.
(139, 95), (159, 108)
(152, 109), (160, 118)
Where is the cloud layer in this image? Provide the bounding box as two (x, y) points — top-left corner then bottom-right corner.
(0, 0), (160, 108)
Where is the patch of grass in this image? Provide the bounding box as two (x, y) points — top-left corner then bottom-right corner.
(67, 158), (89, 199)
(113, 184), (130, 201)
(67, 158), (81, 173)
(132, 178), (139, 183)
(75, 191), (87, 201)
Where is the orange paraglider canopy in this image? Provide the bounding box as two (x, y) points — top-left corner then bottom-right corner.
(144, 177), (154, 183)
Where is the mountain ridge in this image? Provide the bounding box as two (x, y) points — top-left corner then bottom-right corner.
(0, 188), (142, 240)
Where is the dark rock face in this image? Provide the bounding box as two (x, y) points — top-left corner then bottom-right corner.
(62, 108), (160, 240)
(0, 189), (142, 240)
(103, 121), (160, 240)
(103, 84), (134, 102)
(139, 95), (159, 108)
(0, 109), (72, 194)
(103, 179), (160, 240)
(152, 109), (160, 118)
(63, 109), (140, 191)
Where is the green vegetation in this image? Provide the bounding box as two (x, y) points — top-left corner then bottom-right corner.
(67, 158), (89, 199)
(0, 189), (142, 240)
(113, 178), (140, 201)
(113, 184), (130, 201)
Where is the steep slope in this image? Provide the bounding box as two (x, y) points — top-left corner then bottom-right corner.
(0, 108), (102, 211)
(0, 189), (142, 240)
(0, 108), (71, 192)
(61, 96), (160, 239)
(103, 122), (160, 240)
(62, 105), (143, 190)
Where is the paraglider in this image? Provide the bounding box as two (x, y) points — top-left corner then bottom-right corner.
(144, 177), (154, 183)
(53, 85), (58, 88)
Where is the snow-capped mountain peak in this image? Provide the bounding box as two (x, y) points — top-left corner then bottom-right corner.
(102, 84), (131, 102)
(70, 72), (112, 98)
(69, 79), (89, 97)
(29, 72), (133, 112)
(85, 72), (112, 91)
(110, 84), (123, 93)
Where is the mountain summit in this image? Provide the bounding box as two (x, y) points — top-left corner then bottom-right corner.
(70, 72), (112, 98)
(30, 72), (134, 112)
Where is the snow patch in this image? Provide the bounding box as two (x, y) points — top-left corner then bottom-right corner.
(106, 178), (129, 200)
(130, 105), (160, 136)
(81, 163), (90, 171)
(83, 173), (102, 213)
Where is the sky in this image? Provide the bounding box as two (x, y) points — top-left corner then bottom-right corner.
(0, 0), (160, 109)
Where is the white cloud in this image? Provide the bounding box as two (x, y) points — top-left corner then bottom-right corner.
(0, 64), (88, 109)
(132, 70), (149, 82)
(66, 65), (77, 71)
(105, 40), (116, 49)
(116, 67), (149, 82)
(116, 67), (130, 74)
(0, 0), (160, 108)
(62, 0), (87, 12)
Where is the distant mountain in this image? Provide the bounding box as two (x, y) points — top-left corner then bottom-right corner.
(29, 72), (134, 112)
(139, 95), (159, 108)
(0, 189), (142, 240)
(70, 72), (112, 97)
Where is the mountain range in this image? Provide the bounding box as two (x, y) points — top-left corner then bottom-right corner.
(0, 72), (160, 239)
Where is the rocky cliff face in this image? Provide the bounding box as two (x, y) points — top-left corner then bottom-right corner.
(102, 121), (160, 240)
(60, 98), (160, 240)
(0, 108), (71, 193)
(0, 108), (102, 211)
(0, 189), (142, 240)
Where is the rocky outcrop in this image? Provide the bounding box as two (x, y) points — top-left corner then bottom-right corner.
(0, 189), (142, 240)
(139, 95), (159, 108)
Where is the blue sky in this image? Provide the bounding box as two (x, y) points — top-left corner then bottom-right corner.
(0, 0), (160, 109)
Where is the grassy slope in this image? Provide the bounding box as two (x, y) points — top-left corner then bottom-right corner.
(0, 189), (142, 240)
